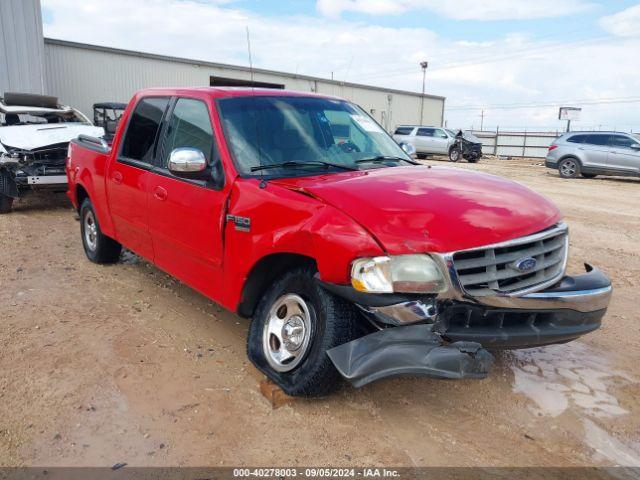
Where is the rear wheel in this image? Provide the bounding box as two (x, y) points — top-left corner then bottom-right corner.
(558, 158), (580, 179)
(449, 147), (461, 162)
(80, 198), (122, 263)
(247, 268), (360, 397)
(0, 194), (13, 214)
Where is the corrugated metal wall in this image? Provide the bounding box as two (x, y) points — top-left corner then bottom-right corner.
(0, 0), (45, 95)
(44, 39), (445, 130)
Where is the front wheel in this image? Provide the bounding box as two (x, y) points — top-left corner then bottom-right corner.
(247, 268), (360, 397)
(80, 198), (122, 263)
(0, 194), (14, 214)
(449, 147), (461, 162)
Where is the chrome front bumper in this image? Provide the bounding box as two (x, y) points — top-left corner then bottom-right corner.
(322, 263), (611, 349)
(359, 264), (611, 348)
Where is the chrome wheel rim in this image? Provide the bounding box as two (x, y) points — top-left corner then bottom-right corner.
(263, 293), (313, 372)
(451, 149), (459, 161)
(84, 210), (98, 251)
(561, 160), (577, 177)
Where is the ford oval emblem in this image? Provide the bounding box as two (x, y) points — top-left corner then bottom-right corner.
(512, 257), (537, 272)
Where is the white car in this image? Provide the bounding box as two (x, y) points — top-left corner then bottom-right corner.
(0, 92), (103, 213)
(392, 125), (456, 158)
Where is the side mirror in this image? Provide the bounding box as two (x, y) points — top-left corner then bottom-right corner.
(399, 142), (417, 157)
(630, 143), (640, 150)
(168, 147), (207, 178)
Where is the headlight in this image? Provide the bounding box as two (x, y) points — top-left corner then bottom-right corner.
(351, 254), (446, 294)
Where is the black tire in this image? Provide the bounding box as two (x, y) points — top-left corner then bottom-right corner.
(80, 198), (122, 264)
(467, 157), (479, 163)
(449, 147), (461, 162)
(581, 173), (597, 179)
(247, 268), (360, 397)
(0, 194), (13, 214)
(558, 158), (580, 179)
(416, 153), (427, 160)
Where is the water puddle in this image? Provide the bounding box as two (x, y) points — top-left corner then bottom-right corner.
(510, 341), (632, 418)
(508, 341), (639, 465)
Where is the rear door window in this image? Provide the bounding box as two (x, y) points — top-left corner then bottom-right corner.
(416, 128), (435, 137)
(394, 127), (414, 135)
(120, 97), (170, 164)
(575, 134), (609, 146)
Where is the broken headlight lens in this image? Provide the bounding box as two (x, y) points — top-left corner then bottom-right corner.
(351, 254), (446, 294)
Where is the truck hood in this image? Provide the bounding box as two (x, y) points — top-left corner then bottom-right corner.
(0, 124), (104, 151)
(272, 165), (562, 254)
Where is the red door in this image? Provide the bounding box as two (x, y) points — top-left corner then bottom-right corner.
(108, 96), (171, 260)
(147, 97), (228, 299)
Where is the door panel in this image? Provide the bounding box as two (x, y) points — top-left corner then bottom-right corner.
(147, 97), (227, 299)
(432, 129), (450, 154)
(108, 162), (153, 259)
(608, 135), (640, 174)
(108, 96), (170, 260)
(576, 134), (609, 169)
(415, 128), (435, 153)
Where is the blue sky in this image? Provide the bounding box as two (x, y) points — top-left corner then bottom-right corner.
(41, 0), (640, 130)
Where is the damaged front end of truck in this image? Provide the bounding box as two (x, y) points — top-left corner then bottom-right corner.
(322, 223), (612, 387)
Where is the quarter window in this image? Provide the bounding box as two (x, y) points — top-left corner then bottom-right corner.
(163, 98), (215, 166)
(121, 97), (170, 163)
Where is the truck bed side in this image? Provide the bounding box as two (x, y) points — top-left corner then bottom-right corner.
(66, 138), (116, 238)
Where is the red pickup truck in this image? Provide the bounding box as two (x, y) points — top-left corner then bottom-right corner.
(67, 87), (612, 396)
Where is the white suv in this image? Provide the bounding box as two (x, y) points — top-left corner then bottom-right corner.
(392, 125), (455, 158)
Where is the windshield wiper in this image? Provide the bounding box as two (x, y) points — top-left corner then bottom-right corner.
(355, 155), (420, 165)
(250, 160), (357, 173)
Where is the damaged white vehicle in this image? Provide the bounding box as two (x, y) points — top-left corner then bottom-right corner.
(0, 92), (104, 213)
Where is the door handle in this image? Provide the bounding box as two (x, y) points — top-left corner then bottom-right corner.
(153, 186), (168, 201)
(111, 171), (123, 184)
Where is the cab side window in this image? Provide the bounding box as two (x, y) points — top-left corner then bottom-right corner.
(163, 98), (215, 166)
(121, 97), (170, 163)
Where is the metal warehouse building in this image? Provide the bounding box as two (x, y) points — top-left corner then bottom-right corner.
(1, 0), (445, 131)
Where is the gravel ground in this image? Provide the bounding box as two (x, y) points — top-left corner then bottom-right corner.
(0, 156), (638, 467)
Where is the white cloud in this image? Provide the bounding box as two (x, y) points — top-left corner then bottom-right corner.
(41, 0), (640, 131)
(316, 0), (595, 21)
(600, 5), (640, 37)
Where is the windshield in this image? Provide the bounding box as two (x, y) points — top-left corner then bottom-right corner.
(0, 109), (90, 127)
(218, 95), (412, 177)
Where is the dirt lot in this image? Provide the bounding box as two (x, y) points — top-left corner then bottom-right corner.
(1, 157), (639, 468)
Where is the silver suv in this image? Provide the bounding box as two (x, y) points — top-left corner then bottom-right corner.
(392, 125), (455, 158)
(546, 131), (640, 179)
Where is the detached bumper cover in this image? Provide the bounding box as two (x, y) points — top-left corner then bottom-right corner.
(327, 324), (493, 388)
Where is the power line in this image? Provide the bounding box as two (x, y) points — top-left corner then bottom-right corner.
(446, 96), (640, 111)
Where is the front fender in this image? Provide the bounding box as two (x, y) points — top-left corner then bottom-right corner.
(221, 179), (384, 310)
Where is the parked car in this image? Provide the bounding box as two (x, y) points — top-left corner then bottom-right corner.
(0, 92), (103, 213)
(546, 131), (640, 179)
(392, 125), (482, 162)
(67, 88), (611, 396)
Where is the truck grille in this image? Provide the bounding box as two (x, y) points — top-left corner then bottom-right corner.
(452, 225), (568, 296)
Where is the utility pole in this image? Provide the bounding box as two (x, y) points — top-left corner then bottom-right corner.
(480, 109), (485, 131)
(419, 61), (428, 125)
